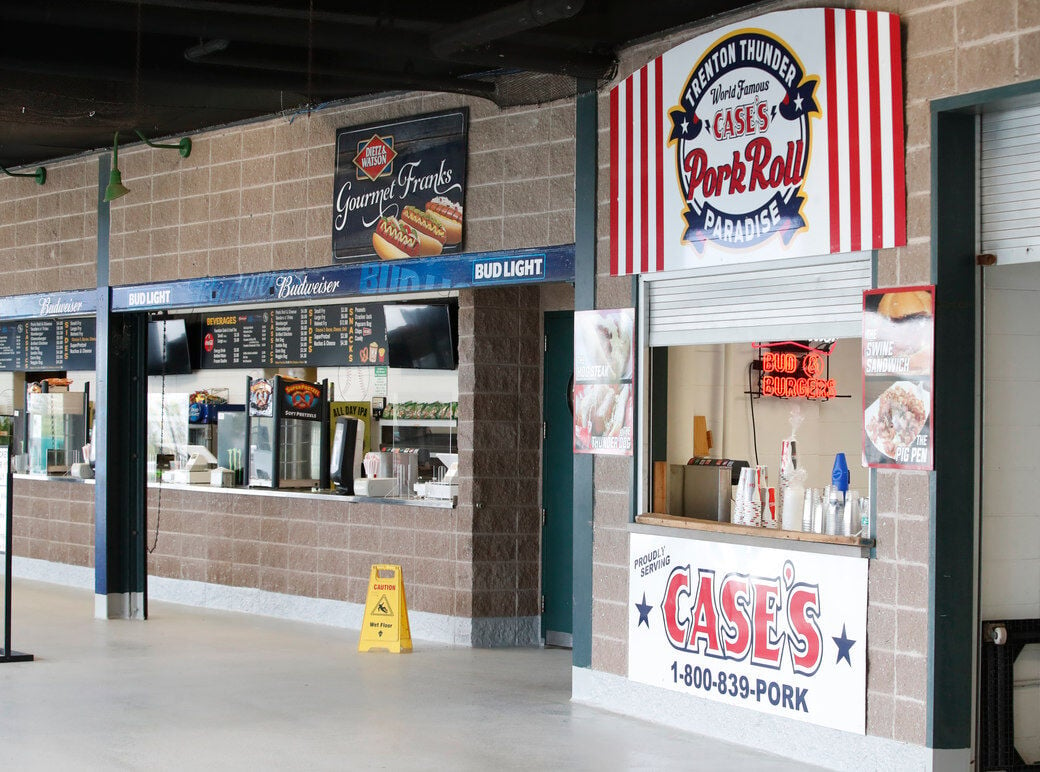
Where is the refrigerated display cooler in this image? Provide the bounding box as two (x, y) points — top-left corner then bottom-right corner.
(246, 376), (329, 489)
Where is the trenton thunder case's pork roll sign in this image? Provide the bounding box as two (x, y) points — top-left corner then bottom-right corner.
(611, 8), (905, 274)
(332, 109), (468, 264)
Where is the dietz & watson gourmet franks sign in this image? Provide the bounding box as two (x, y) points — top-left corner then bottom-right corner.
(610, 8), (905, 275)
(332, 109), (468, 264)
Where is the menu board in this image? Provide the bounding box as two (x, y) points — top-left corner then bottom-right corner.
(0, 324), (24, 371)
(63, 318), (97, 370)
(200, 303), (386, 369)
(270, 307), (307, 366)
(0, 318), (96, 371)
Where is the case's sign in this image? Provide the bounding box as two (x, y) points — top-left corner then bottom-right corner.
(611, 8), (905, 275)
(629, 532), (867, 733)
(332, 109), (468, 264)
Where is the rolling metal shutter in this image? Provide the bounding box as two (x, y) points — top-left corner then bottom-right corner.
(981, 102), (1040, 264)
(643, 251), (872, 347)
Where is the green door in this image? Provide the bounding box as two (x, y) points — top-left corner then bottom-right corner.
(542, 311), (574, 647)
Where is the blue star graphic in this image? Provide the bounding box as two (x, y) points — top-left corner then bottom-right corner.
(635, 593), (652, 628)
(833, 624), (856, 665)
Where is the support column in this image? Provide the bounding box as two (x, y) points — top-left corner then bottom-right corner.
(572, 79), (597, 668)
(94, 155), (149, 619)
(928, 109), (975, 752)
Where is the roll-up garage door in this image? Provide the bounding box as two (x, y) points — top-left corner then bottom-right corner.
(643, 251), (872, 347)
(981, 101), (1040, 264)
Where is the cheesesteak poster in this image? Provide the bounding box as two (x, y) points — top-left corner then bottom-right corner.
(332, 109), (468, 264)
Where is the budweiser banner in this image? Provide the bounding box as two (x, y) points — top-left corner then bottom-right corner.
(629, 532), (867, 733)
(610, 8), (905, 275)
(333, 109), (468, 264)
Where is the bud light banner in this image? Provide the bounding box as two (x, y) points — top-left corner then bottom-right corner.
(333, 109), (468, 264)
(629, 532), (867, 733)
(611, 8), (905, 276)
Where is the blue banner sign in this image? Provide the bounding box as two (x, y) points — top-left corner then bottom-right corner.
(471, 254), (547, 284)
(111, 245), (574, 312)
(0, 289), (97, 321)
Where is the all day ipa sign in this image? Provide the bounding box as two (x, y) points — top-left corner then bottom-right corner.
(573, 308), (634, 456)
(629, 532), (867, 733)
(862, 286), (934, 469)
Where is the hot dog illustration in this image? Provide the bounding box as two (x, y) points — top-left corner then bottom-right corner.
(424, 196), (463, 245)
(400, 205), (447, 256)
(372, 216), (422, 260)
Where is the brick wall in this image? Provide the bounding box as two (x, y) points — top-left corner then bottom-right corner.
(0, 158), (97, 295)
(457, 285), (544, 639)
(108, 93), (575, 284)
(144, 488), (469, 616)
(12, 478), (94, 568)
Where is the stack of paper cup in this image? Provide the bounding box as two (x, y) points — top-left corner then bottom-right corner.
(764, 487), (778, 529)
(802, 488), (817, 532)
(777, 440), (796, 528)
(781, 480), (804, 531)
(733, 467), (762, 526)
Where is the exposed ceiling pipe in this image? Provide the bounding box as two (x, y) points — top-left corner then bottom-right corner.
(0, 3), (435, 60)
(185, 38), (229, 62)
(443, 42), (614, 81)
(105, 0), (435, 32)
(188, 54), (498, 102)
(431, 0), (584, 59)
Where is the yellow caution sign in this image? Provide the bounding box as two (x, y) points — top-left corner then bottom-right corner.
(358, 564), (412, 653)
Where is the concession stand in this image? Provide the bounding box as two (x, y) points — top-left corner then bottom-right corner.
(84, 102), (577, 646)
(0, 290), (98, 478)
(595, 7), (921, 740)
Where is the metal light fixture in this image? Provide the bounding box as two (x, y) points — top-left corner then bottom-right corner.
(103, 131), (130, 202)
(0, 164), (46, 185)
(103, 130), (192, 203)
(134, 129), (192, 159)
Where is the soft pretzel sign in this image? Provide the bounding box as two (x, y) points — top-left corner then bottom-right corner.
(610, 8), (905, 275)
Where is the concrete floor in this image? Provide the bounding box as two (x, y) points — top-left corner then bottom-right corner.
(0, 579), (818, 770)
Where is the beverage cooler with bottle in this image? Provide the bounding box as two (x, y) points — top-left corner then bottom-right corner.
(246, 375), (329, 489)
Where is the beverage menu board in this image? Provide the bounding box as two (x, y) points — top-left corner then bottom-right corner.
(200, 303), (386, 369)
(0, 318), (96, 371)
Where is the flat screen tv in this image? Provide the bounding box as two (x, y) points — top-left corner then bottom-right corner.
(383, 302), (458, 370)
(147, 318), (193, 376)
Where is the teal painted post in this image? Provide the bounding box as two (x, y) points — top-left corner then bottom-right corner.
(572, 80), (597, 668)
(94, 155), (149, 616)
(927, 109), (976, 750)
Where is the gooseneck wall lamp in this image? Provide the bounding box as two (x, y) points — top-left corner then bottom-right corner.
(103, 131), (130, 202)
(134, 129), (192, 159)
(0, 164), (46, 185)
(103, 129), (193, 202)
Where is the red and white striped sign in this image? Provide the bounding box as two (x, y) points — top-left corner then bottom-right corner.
(610, 8), (905, 276)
